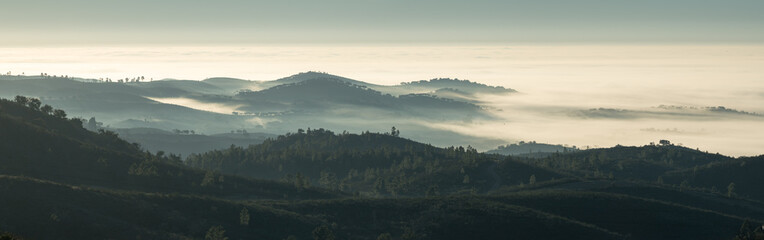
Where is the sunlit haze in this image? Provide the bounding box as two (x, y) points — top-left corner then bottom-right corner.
(3, 44), (763, 156)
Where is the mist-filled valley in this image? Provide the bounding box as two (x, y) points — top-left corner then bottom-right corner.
(3, 45), (763, 157)
(2, 45), (764, 240)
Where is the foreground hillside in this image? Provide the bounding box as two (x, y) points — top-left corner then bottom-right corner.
(1, 96), (763, 239)
(0, 97), (337, 200)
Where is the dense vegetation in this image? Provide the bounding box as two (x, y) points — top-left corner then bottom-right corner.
(186, 127), (574, 197)
(187, 127), (504, 196)
(520, 142), (733, 182)
(1, 96), (763, 239)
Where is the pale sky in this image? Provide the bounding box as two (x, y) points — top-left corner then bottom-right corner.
(3, 0), (764, 45)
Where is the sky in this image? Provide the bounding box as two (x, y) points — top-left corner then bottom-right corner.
(3, 0), (764, 45)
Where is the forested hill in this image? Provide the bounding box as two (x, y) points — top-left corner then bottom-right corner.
(0, 96), (338, 200)
(186, 128), (570, 196)
(518, 143), (764, 202)
(521, 143), (734, 181)
(661, 155), (764, 200)
(235, 77), (484, 115)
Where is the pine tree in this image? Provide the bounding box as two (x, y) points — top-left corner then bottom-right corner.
(205, 226), (228, 240)
(312, 225), (335, 240)
(728, 182), (736, 198)
(377, 233), (393, 240)
(239, 207), (250, 226)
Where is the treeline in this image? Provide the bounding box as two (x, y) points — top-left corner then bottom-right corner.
(400, 77), (511, 90)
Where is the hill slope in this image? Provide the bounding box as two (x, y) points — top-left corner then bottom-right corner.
(0, 97), (338, 200)
(1, 95), (762, 239)
(661, 155), (764, 200)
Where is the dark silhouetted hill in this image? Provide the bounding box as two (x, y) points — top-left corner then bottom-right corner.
(487, 141), (580, 156)
(661, 155), (764, 201)
(0, 97), (339, 200)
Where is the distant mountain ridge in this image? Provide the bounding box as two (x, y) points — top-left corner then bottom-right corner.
(399, 77), (516, 94)
(235, 77), (485, 117)
(269, 71), (372, 87)
(0, 71), (513, 155)
(487, 141), (580, 156)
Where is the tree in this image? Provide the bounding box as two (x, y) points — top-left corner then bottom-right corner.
(53, 109), (67, 118)
(373, 177), (385, 195)
(728, 182), (736, 198)
(680, 180), (690, 190)
(312, 225), (335, 240)
(0, 232), (23, 240)
(240, 207), (250, 226)
(377, 233), (393, 240)
(40, 104), (53, 115)
(736, 219), (758, 240)
(425, 185), (439, 197)
(13, 95), (28, 105)
(401, 227), (420, 240)
(205, 225), (228, 240)
(87, 117), (98, 130)
(390, 126), (400, 137)
(201, 171), (218, 187)
(27, 98), (41, 111)
(319, 171), (337, 190)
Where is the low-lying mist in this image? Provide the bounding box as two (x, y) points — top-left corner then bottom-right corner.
(2, 44), (763, 156)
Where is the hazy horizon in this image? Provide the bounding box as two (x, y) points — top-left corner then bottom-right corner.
(3, 44), (764, 157)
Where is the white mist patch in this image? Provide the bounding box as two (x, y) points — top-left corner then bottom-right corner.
(245, 117), (280, 128)
(147, 97), (240, 115)
(432, 91), (764, 157)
